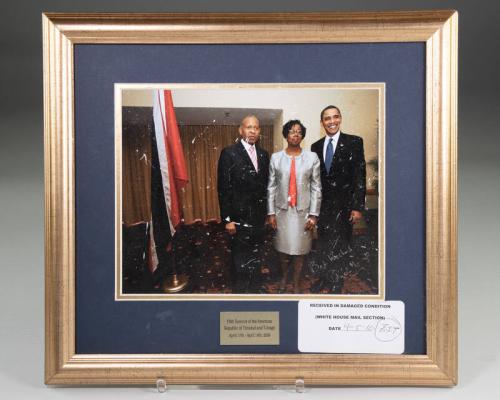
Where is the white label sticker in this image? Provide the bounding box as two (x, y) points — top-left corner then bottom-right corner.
(298, 300), (404, 354)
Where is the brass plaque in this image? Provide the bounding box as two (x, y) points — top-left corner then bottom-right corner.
(220, 312), (280, 345)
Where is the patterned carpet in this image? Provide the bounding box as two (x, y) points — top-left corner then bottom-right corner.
(123, 217), (378, 295)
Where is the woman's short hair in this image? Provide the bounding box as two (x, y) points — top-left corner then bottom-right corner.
(282, 119), (307, 139)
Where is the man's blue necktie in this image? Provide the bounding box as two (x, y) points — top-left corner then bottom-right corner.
(325, 137), (334, 174)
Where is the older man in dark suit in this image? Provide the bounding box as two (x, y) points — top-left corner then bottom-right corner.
(217, 115), (270, 293)
(311, 105), (366, 293)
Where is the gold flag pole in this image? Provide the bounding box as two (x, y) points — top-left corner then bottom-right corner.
(161, 242), (188, 293)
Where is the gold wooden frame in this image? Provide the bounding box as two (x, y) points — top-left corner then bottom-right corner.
(44, 11), (458, 386)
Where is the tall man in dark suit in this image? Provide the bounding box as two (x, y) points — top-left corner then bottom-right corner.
(217, 115), (270, 293)
(311, 105), (366, 293)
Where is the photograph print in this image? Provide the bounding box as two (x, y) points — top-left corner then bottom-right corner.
(116, 84), (384, 299)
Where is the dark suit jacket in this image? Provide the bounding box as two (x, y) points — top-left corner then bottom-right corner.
(311, 132), (366, 223)
(217, 141), (270, 229)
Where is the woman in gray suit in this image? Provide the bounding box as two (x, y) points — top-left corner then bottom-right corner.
(267, 120), (322, 293)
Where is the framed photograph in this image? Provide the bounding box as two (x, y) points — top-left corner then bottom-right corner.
(116, 83), (385, 300)
(44, 11), (458, 386)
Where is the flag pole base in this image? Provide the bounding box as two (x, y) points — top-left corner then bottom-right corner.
(162, 273), (189, 293)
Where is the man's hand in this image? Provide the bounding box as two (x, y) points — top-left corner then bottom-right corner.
(267, 215), (277, 230)
(305, 215), (318, 231)
(225, 221), (237, 235)
(349, 210), (362, 224)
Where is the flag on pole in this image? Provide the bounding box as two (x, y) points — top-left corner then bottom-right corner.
(149, 90), (188, 273)
(152, 89), (188, 235)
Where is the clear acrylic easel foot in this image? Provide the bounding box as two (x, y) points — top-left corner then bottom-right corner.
(156, 378), (167, 393)
(295, 378), (305, 393)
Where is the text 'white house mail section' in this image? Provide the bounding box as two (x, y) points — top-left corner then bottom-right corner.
(298, 300), (404, 354)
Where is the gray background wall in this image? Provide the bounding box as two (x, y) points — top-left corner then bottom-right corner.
(1, 1), (498, 398)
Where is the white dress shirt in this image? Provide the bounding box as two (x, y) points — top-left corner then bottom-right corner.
(241, 139), (258, 171)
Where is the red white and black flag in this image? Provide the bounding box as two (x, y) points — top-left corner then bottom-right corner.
(149, 90), (188, 273)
